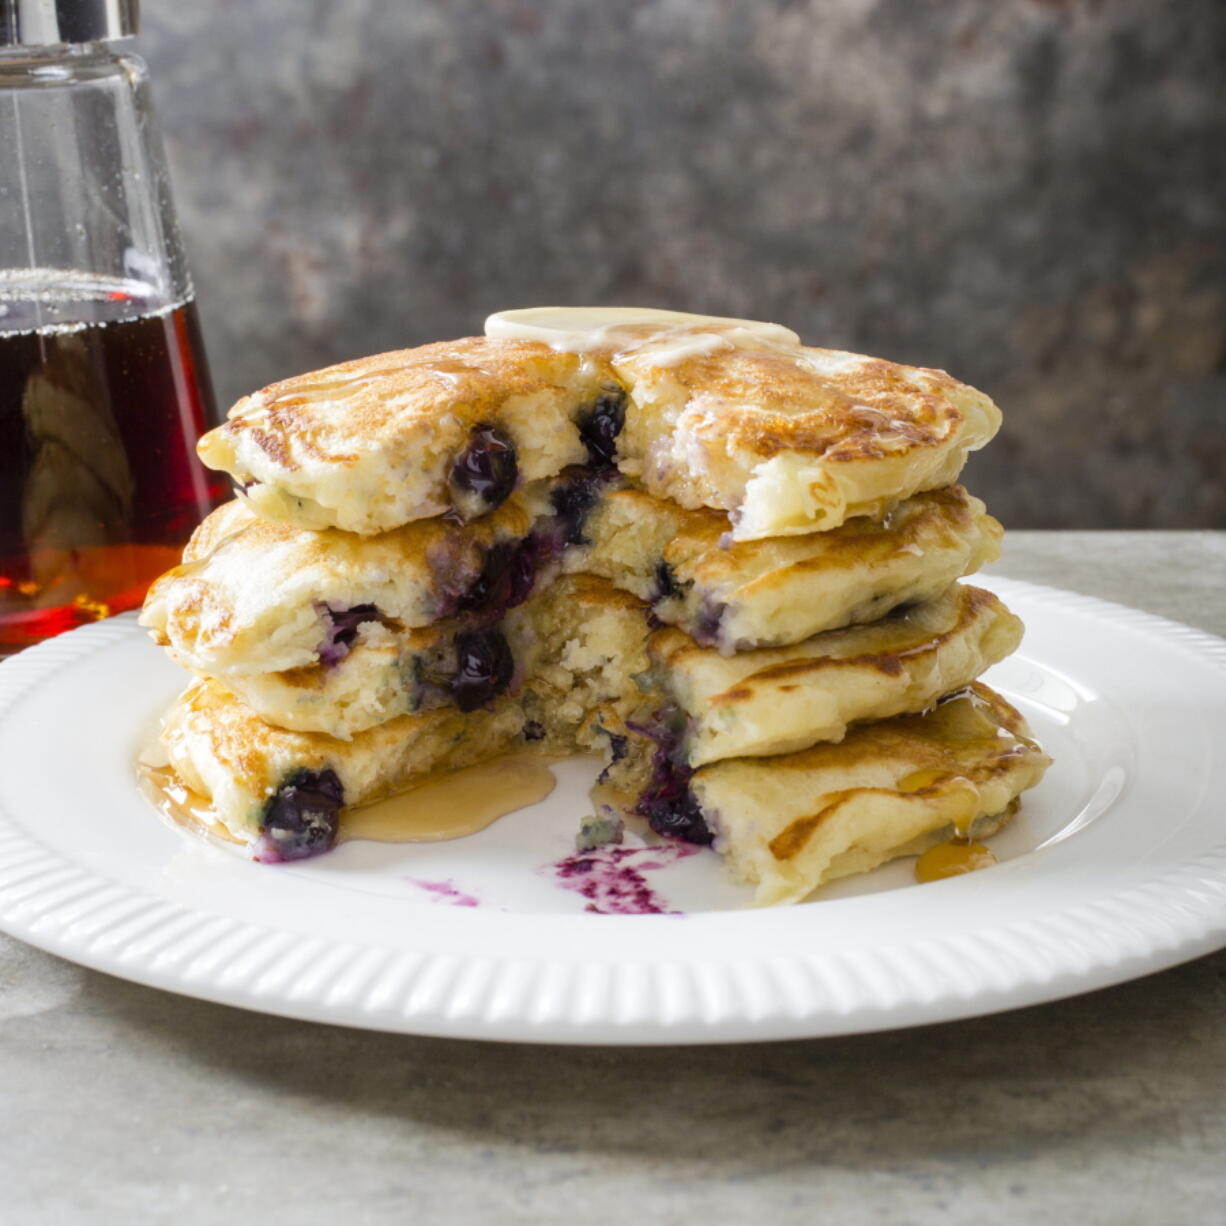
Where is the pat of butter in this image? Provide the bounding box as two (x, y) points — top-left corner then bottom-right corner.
(484, 305), (800, 355)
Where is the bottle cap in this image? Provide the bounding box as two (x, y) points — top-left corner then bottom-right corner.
(0, 0), (138, 47)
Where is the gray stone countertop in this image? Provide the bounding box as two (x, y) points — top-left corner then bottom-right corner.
(3, 532), (1224, 1226)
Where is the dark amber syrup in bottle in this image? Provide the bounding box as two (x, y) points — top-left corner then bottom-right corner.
(0, 293), (229, 654)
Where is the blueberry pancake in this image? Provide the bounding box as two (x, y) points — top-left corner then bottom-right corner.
(197, 337), (623, 535)
(566, 484), (1002, 652)
(486, 308), (1002, 540)
(159, 576), (653, 856)
(648, 583), (1022, 766)
(634, 683), (1050, 905)
(611, 333), (1001, 540)
(201, 572), (652, 741)
(144, 478), (998, 706)
(141, 307), (1049, 897)
(141, 489), (547, 678)
(201, 312), (998, 541)
(161, 677), (526, 861)
(145, 542), (1015, 759)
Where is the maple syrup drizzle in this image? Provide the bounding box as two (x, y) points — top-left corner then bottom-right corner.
(915, 839), (998, 883)
(136, 761), (245, 847)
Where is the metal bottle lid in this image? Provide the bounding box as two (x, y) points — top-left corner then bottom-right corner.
(0, 0), (138, 46)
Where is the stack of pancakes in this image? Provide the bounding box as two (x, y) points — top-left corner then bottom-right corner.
(141, 308), (1049, 905)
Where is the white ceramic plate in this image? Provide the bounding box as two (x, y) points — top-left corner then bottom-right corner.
(1, 577), (1224, 1045)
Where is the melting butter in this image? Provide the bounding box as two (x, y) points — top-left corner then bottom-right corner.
(339, 753), (560, 844)
(483, 306), (800, 355)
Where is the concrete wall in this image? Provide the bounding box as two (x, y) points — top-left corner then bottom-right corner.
(143, 0), (1226, 528)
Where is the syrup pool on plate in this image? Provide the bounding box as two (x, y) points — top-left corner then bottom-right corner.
(138, 752), (564, 850)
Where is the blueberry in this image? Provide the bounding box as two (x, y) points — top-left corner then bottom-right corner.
(455, 539), (537, 614)
(637, 785), (714, 845)
(629, 711), (714, 845)
(449, 424), (518, 515)
(523, 719), (546, 742)
(652, 559), (682, 602)
(691, 598), (726, 646)
(549, 474), (602, 546)
(316, 602), (380, 667)
(258, 768), (344, 862)
(450, 628), (515, 712)
(577, 388), (626, 469)
(594, 730), (630, 784)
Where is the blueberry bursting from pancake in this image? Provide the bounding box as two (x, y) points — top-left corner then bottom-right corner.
(445, 387), (626, 524)
(316, 603), (381, 667)
(449, 629), (516, 712)
(628, 706), (715, 845)
(256, 767), (345, 862)
(453, 539), (537, 615)
(576, 387), (627, 470)
(448, 424), (519, 520)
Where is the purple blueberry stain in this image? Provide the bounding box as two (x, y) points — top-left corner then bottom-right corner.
(409, 878), (481, 907)
(449, 423), (518, 516)
(254, 767), (344, 862)
(548, 841), (701, 914)
(315, 602), (381, 667)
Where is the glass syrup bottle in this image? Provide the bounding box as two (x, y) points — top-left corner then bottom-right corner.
(0, 0), (227, 654)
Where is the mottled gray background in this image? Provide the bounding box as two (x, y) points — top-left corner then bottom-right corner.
(142, 0), (1225, 528)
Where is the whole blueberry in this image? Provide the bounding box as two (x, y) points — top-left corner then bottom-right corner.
(549, 474), (602, 546)
(317, 602), (380, 667)
(637, 787), (714, 845)
(631, 728), (714, 845)
(258, 768), (344, 861)
(450, 628), (515, 712)
(652, 559), (682, 602)
(456, 539), (537, 614)
(449, 424), (518, 514)
(577, 388), (627, 469)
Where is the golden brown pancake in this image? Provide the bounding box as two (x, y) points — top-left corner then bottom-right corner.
(197, 315), (1000, 539)
(613, 335), (1001, 539)
(651, 583), (1023, 764)
(198, 337), (611, 534)
(689, 683), (1050, 905)
(569, 484), (1002, 651)
(141, 492), (543, 678)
